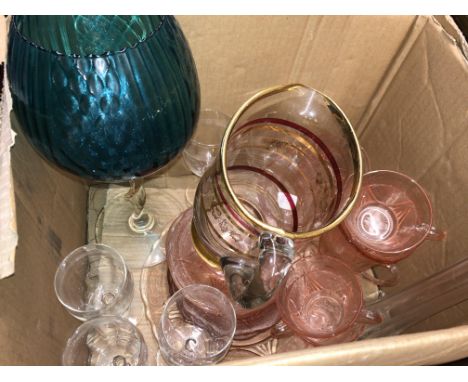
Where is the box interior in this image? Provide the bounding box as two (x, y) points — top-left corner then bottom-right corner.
(1, 15), (468, 365)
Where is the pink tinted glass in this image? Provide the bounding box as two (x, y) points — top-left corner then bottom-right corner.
(191, 84), (362, 266)
(320, 170), (444, 273)
(345, 170), (433, 259)
(277, 255), (363, 343)
(165, 208), (280, 341)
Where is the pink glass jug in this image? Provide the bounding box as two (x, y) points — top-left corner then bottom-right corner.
(189, 84), (363, 308)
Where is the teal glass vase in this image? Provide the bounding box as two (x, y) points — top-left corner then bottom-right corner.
(7, 16), (200, 182)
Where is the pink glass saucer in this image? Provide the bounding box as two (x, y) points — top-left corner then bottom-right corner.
(305, 322), (365, 346)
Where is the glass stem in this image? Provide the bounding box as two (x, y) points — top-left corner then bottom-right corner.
(126, 179), (155, 234)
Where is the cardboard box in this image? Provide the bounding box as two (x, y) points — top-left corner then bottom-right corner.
(1, 15), (467, 365)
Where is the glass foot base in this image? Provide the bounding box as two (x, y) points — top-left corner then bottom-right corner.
(128, 211), (156, 234)
(96, 187), (187, 270)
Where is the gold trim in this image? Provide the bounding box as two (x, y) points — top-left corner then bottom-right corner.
(191, 222), (222, 268)
(219, 83), (363, 239)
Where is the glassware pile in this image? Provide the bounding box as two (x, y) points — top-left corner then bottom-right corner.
(59, 84), (450, 366)
(7, 15), (457, 366)
(159, 84), (449, 361)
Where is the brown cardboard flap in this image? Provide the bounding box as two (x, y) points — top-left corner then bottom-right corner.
(1, 96), (87, 364)
(11, 122), (88, 257)
(434, 16), (468, 60)
(357, 16), (429, 132)
(360, 16), (468, 333)
(177, 16), (417, 127)
(224, 325), (468, 365)
(0, 193), (80, 365)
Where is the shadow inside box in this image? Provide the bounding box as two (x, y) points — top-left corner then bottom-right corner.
(442, 357), (468, 366)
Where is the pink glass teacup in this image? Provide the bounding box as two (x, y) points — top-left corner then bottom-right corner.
(320, 170), (446, 286)
(276, 255), (380, 345)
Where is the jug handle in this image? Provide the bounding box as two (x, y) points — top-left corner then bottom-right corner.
(221, 232), (295, 309)
(270, 320), (293, 339)
(426, 225), (447, 241)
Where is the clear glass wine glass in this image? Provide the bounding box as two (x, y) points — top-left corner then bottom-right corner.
(183, 108), (230, 178)
(54, 243), (133, 321)
(62, 316), (147, 366)
(182, 108), (230, 206)
(156, 284), (236, 365)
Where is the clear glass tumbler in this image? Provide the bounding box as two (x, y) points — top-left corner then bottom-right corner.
(62, 316), (147, 366)
(54, 243), (134, 321)
(157, 284), (236, 365)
